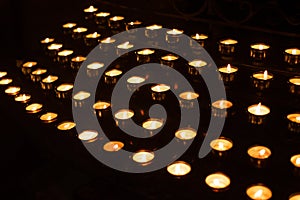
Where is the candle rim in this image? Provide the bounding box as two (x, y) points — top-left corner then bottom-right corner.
(211, 99), (233, 109)
(285, 48), (300, 55)
(289, 76), (300, 85)
(14, 93), (31, 101)
(57, 121), (76, 130)
(42, 75), (58, 83)
(250, 43), (270, 50)
(161, 54), (179, 61)
(132, 150), (155, 163)
(83, 5), (98, 12)
(210, 136), (233, 151)
(287, 113), (300, 122)
(73, 91), (91, 100)
(127, 76), (146, 84)
(93, 101), (111, 110)
(109, 15), (124, 21)
(103, 141), (124, 152)
(40, 112), (58, 121)
(252, 70), (274, 79)
(142, 118), (164, 130)
(114, 108), (134, 119)
(25, 103), (43, 113)
(289, 192), (300, 200)
(179, 91), (199, 100)
(205, 172), (231, 189)
(136, 48), (155, 55)
(246, 184), (272, 199)
(58, 49), (74, 56)
(219, 38), (238, 45)
(167, 160), (191, 176)
(151, 84), (171, 92)
(247, 103), (270, 116)
(62, 22), (77, 28)
(96, 12), (111, 17)
(5, 86), (21, 94)
(290, 154), (300, 167)
(188, 59), (207, 67)
(191, 33), (208, 40)
(247, 145), (272, 159)
(78, 130), (99, 141)
(175, 127), (197, 140)
(31, 68), (47, 75)
(56, 83), (74, 92)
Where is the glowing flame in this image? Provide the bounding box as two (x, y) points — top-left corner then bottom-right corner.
(218, 142), (225, 150)
(213, 178), (221, 186)
(175, 164), (181, 174)
(255, 103), (262, 114)
(296, 116), (300, 122)
(113, 144), (119, 151)
(259, 149), (266, 157)
(292, 49), (297, 55)
(226, 64), (231, 73)
(254, 189), (263, 198)
(263, 70), (268, 80)
(296, 158), (300, 165)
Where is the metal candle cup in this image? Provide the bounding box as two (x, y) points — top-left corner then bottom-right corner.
(116, 41), (134, 56)
(84, 32), (101, 47)
(40, 37), (55, 51)
(218, 39), (238, 57)
(288, 77), (300, 95)
(108, 16), (125, 30)
(190, 33), (208, 48)
(86, 62), (104, 78)
(247, 145), (271, 168)
(103, 141), (124, 152)
(95, 12), (110, 26)
(83, 5), (98, 21)
(167, 161), (191, 178)
(5, 86), (21, 96)
(47, 43), (63, 60)
(30, 68), (47, 83)
(40, 112), (58, 124)
(205, 172), (231, 192)
(78, 130), (99, 143)
(73, 91), (91, 108)
(284, 48), (300, 65)
(126, 20), (142, 33)
(210, 137), (233, 158)
(57, 121), (77, 137)
(104, 69), (122, 84)
(93, 101), (111, 118)
(132, 150), (155, 166)
(289, 193), (300, 200)
(21, 61), (37, 76)
(62, 23), (77, 35)
(25, 103), (43, 114)
(72, 27), (88, 40)
(179, 91), (199, 109)
(151, 84), (171, 101)
(246, 184), (272, 200)
(57, 50), (74, 64)
(142, 118), (164, 137)
(136, 49), (155, 63)
(55, 83), (73, 99)
(126, 76), (145, 92)
(14, 93), (31, 104)
(287, 113), (300, 133)
(145, 24), (162, 39)
(160, 54), (179, 68)
(166, 29), (183, 44)
(252, 70), (273, 90)
(211, 99), (233, 118)
(218, 64), (238, 84)
(70, 56), (86, 70)
(41, 75), (58, 90)
(114, 109), (134, 129)
(247, 103), (270, 125)
(250, 43), (270, 60)
(188, 59), (207, 75)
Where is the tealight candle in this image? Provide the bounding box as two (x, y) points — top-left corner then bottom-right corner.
(95, 12), (110, 26)
(288, 76), (300, 95)
(14, 93), (31, 103)
(190, 33), (208, 47)
(104, 69), (122, 84)
(100, 37), (116, 53)
(126, 76), (145, 92)
(166, 29), (184, 44)
(0, 71), (7, 78)
(78, 130), (98, 143)
(93, 101), (111, 117)
(40, 37), (55, 50)
(86, 62), (104, 78)
(210, 137), (233, 157)
(0, 78), (13, 86)
(252, 70), (273, 90)
(188, 59), (207, 75)
(211, 99), (233, 118)
(30, 68), (47, 83)
(84, 32), (101, 47)
(116, 41), (134, 56)
(167, 161), (191, 177)
(218, 38), (238, 57)
(290, 154), (300, 168)
(179, 91), (199, 109)
(83, 5), (98, 20)
(289, 193), (300, 200)
(57, 49), (74, 64)
(62, 23), (77, 34)
(114, 109), (134, 128)
(160, 54), (179, 68)
(142, 118), (164, 137)
(47, 43), (63, 59)
(103, 141), (124, 152)
(5, 86), (20, 96)
(57, 121), (76, 136)
(218, 64), (238, 84)
(108, 16), (125, 30)
(73, 91), (91, 108)
(136, 49), (155, 63)
(21, 61), (37, 75)
(284, 48), (300, 65)
(41, 75), (58, 90)
(25, 103), (43, 114)
(246, 184), (272, 200)
(175, 128), (197, 140)
(40, 112), (58, 123)
(132, 150), (154, 166)
(250, 43), (270, 60)
(205, 172), (230, 192)
(247, 102), (270, 125)
(125, 20), (142, 33)
(151, 84), (171, 101)
(247, 145), (271, 168)
(70, 56), (86, 70)
(145, 24), (162, 38)
(287, 113), (300, 133)
(55, 83), (73, 99)
(72, 27), (88, 40)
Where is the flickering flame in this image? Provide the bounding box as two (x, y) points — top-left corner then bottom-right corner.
(218, 142), (225, 150)
(259, 149), (266, 157)
(226, 64), (231, 73)
(213, 178), (221, 187)
(296, 116), (300, 122)
(146, 24), (162, 30)
(167, 29), (183, 35)
(192, 33), (208, 40)
(254, 189), (263, 198)
(110, 16), (124, 21)
(292, 49), (297, 55)
(263, 70), (268, 80)
(84, 5), (98, 12)
(255, 103), (262, 115)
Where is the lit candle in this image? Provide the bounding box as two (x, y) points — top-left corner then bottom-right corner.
(21, 61), (37, 75)
(167, 161), (191, 177)
(103, 141), (124, 152)
(104, 69), (122, 84)
(247, 145), (271, 168)
(145, 24), (162, 38)
(291, 154), (300, 168)
(100, 37), (116, 53)
(108, 16), (125, 30)
(40, 37), (55, 50)
(205, 172), (230, 192)
(57, 121), (76, 131)
(5, 86), (20, 96)
(72, 27), (88, 40)
(136, 49), (155, 63)
(160, 54), (179, 68)
(132, 150), (155, 165)
(114, 109), (134, 127)
(14, 93), (31, 103)
(47, 43), (63, 59)
(0, 78), (13, 85)
(250, 43), (270, 60)
(142, 118), (163, 136)
(70, 56), (86, 70)
(188, 59), (207, 75)
(246, 184), (272, 200)
(30, 68), (47, 83)
(175, 128), (197, 140)
(288, 76), (300, 95)
(25, 103), (43, 114)
(252, 70), (273, 90)
(151, 84), (171, 101)
(93, 101), (111, 117)
(126, 20), (142, 33)
(78, 130), (98, 143)
(41, 75), (58, 90)
(166, 29), (184, 44)
(211, 99), (233, 118)
(55, 83), (73, 99)
(86, 62), (104, 78)
(73, 91), (91, 108)
(40, 112), (58, 123)
(0, 71), (7, 78)
(218, 38), (238, 57)
(287, 113), (300, 133)
(57, 49), (74, 64)
(289, 193), (300, 200)
(284, 48), (300, 65)
(84, 32), (101, 47)
(179, 91), (199, 108)
(83, 5), (98, 20)
(126, 76), (145, 92)
(247, 102), (270, 125)
(95, 12), (110, 25)
(210, 137), (233, 157)
(218, 64), (238, 84)
(191, 33), (208, 47)
(116, 41), (134, 56)
(62, 22), (77, 34)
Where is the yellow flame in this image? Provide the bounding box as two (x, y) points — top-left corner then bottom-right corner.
(259, 149), (266, 156)
(263, 70), (268, 80)
(254, 189), (263, 198)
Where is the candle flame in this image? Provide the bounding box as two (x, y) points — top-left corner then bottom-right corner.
(292, 49), (297, 55)
(213, 178), (221, 186)
(254, 189), (263, 198)
(113, 144), (119, 151)
(258, 45), (264, 50)
(175, 164), (181, 174)
(259, 149), (266, 156)
(92, 32), (98, 37)
(263, 70), (268, 80)
(226, 64), (231, 73)
(296, 116), (300, 122)
(218, 142), (225, 150)
(296, 158), (300, 165)
(255, 103), (262, 114)
(195, 33), (200, 39)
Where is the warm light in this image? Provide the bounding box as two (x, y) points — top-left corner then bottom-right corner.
(146, 24), (162, 30)
(5, 86), (20, 95)
(78, 130), (98, 141)
(289, 77), (300, 85)
(167, 161), (191, 176)
(289, 193), (300, 200)
(58, 50), (73, 56)
(151, 84), (170, 92)
(14, 94), (31, 103)
(290, 154), (300, 167)
(167, 29), (183, 35)
(47, 43), (63, 50)
(117, 41), (134, 49)
(0, 71), (7, 78)
(101, 37), (116, 44)
(251, 44), (270, 50)
(86, 32), (100, 38)
(105, 69), (122, 77)
(41, 38), (54, 44)
(246, 185), (272, 200)
(31, 68), (47, 75)
(288, 113), (300, 123)
(103, 141), (124, 152)
(110, 16), (124, 21)
(71, 56), (86, 62)
(93, 101), (111, 110)
(161, 54), (179, 61)
(137, 49), (155, 55)
(73, 27), (88, 33)
(73, 91), (90, 100)
(96, 12), (110, 17)
(84, 5), (98, 13)
(205, 173), (231, 189)
(62, 23), (76, 28)
(57, 121), (76, 131)
(248, 103), (270, 116)
(188, 59), (207, 67)
(212, 100), (233, 109)
(42, 75), (58, 83)
(253, 70), (273, 80)
(248, 146), (271, 159)
(175, 128), (197, 140)
(25, 103), (43, 113)
(127, 76), (145, 84)
(210, 137), (233, 151)
(0, 78), (12, 85)
(285, 48), (300, 55)
(87, 62), (104, 69)
(40, 112), (58, 122)
(114, 109), (134, 120)
(192, 33), (208, 40)
(132, 150), (154, 164)
(22, 62), (37, 68)
(56, 83), (73, 92)
(179, 91), (199, 100)
(220, 39), (238, 45)
(218, 64), (238, 73)
(142, 118), (163, 130)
